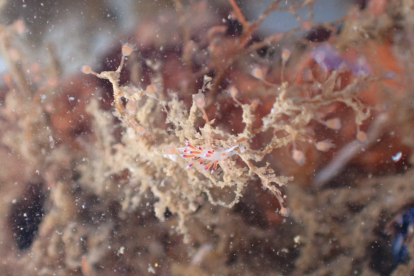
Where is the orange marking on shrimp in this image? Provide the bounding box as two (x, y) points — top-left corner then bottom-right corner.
(182, 154), (195, 158)
(190, 151), (202, 154)
(211, 161), (218, 172)
(222, 153), (226, 156)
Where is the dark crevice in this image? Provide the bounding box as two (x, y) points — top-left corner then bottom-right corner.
(9, 183), (46, 250)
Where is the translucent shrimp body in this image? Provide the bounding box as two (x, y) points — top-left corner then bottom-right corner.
(177, 141), (238, 173)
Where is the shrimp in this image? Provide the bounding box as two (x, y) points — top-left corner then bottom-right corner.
(177, 141), (238, 173)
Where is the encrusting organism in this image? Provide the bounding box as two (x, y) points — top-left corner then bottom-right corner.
(79, 0), (382, 242)
(81, 41), (294, 224)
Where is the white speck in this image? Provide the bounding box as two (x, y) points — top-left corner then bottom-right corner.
(294, 236), (300, 243)
(49, 136), (55, 149)
(82, 204), (85, 209)
(148, 264), (155, 274)
(392, 152), (402, 162)
(117, 246), (125, 256)
(191, 243), (212, 265)
(41, 94), (47, 100)
(68, 97), (75, 101)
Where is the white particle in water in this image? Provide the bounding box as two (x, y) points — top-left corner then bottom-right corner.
(392, 152), (402, 162)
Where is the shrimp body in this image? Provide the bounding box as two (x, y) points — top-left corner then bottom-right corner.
(177, 141), (238, 173)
